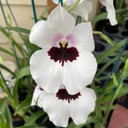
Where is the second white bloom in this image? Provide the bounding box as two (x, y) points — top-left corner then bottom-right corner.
(52, 0), (117, 25)
(32, 86), (96, 127)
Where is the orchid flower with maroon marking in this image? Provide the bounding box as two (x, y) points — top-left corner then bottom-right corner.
(31, 86), (96, 127)
(52, 0), (92, 21)
(29, 5), (97, 95)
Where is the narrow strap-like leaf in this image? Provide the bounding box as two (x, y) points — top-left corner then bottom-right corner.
(100, 38), (128, 95)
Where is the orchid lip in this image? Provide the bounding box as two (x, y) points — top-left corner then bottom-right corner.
(48, 41), (79, 66)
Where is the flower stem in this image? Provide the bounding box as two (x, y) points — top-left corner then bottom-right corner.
(68, 0), (80, 12)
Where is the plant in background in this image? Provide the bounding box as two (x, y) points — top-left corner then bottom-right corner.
(0, 0), (128, 128)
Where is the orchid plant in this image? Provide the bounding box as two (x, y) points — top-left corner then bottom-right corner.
(0, 0), (128, 128)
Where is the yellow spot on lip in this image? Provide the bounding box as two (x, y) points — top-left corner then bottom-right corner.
(62, 43), (66, 48)
(59, 41), (68, 48)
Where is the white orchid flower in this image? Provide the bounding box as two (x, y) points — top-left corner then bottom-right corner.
(31, 86), (96, 127)
(53, 0), (92, 21)
(52, 0), (117, 25)
(100, 0), (117, 25)
(29, 5), (97, 95)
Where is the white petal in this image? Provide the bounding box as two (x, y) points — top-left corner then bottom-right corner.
(63, 47), (97, 95)
(29, 20), (58, 48)
(72, 22), (94, 52)
(71, 88), (96, 125)
(100, 0), (117, 25)
(30, 46), (63, 94)
(32, 87), (96, 127)
(71, 0), (92, 21)
(31, 86), (46, 106)
(47, 5), (75, 36)
(52, 0), (58, 4)
(42, 93), (70, 127)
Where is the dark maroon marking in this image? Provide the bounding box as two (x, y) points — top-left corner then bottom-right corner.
(48, 43), (79, 66)
(39, 87), (43, 91)
(56, 89), (81, 103)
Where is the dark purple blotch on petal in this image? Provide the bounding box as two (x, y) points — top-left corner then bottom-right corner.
(39, 87), (43, 91)
(56, 89), (81, 103)
(48, 44), (79, 66)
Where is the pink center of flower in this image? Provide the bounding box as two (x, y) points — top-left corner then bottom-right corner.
(56, 89), (81, 103)
(48, 42), (79, 66)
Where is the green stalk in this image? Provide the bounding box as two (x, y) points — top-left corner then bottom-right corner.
(68, 0), (80, 12)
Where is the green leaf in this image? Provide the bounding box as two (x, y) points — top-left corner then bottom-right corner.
(12, 81), (19, 106)
(95, 98), (102, 121)
(24, 109), (46, 126)
(117, 85), (128, 98)
(0, 114), (6, 128)
(4, 104), (13, 128)
(42, 115), (48, 124)
(123, 59), (128, 78)
(0, 27), (28, 58)
(0, 98), (13, 128)
(0, 56), (4, 63)
(0, 27), (9, 37)
(96, 57), (117, 77)
(16, 66), (30, 80)
(0, 26), (30, 34)
(111, 73), (118, 87)
(12, 40), (27, 58)
(0, 79), (11, 98)
(101, 105), (117, 111)
(20, 35), (40, 53)
(0, 63), (15, 76)
(93, 31), (114, 45)
(67, 122), (76, 128)
(103, 59), (128, 120)
(97, 39), (126, 64)
(17, 126), (36, 128)
(38, 6), (51, 20)
(15, 96), (32, 115)
(100, 70), (122, 97)
(0, 98), (7, 113)
(116, 0), (124, 9)
(0, 47), (14, 56)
